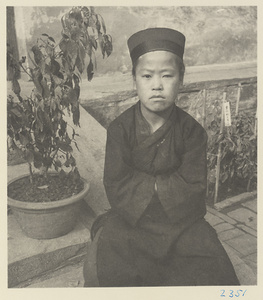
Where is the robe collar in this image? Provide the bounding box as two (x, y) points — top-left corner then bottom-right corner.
(134, 101), (178, 146)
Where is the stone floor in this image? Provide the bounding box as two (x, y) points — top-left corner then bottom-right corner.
(205, 196), (257, 285)
(8, 186), (257, 287)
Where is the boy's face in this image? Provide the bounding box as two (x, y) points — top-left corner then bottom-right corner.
(134, 51), (181, 114)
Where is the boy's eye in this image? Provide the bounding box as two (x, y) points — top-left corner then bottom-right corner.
(163, 74), (173, 78)
(142, 74), (151, 78)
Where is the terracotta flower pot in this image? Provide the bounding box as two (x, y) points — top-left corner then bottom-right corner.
(8, 174), (90, 239)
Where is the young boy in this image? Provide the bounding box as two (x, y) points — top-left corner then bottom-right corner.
(83, 28), (239, 287)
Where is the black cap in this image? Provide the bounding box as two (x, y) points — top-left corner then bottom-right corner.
(127, 27), (185, 64)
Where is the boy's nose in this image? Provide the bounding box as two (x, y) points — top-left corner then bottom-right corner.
(152, 77), (163, 90)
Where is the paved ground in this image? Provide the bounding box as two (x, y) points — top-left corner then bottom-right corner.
(205, 197), (257, 285)
(8, 179), (256, 287)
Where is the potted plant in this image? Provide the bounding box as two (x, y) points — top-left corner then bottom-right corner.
(7, 6), (112, 239)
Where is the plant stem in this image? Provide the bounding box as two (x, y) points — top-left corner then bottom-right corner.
(214, 92), (226, 204)
(27, 51), (38, 68)
(247, 178), (251, 192)
(202, 89), (207, 129)
(235, 83), (241, 116)
(28, 163), (33, 183)
(19, 61), (33, 79)
(214, 142), (222, 204)
(254, 110), (257, 136)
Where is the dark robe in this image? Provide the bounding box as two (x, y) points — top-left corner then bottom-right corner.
(83, 101), (239, 287)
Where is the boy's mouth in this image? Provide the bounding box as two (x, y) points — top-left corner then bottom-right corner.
(150, 95), (165, 99)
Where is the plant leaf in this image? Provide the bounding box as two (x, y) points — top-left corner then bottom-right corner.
(48, 36), (56, 43)
(98, 14), (106, 34)
(87, 59), (94, 81)
(50, 58), (61, 75)
(72, 104), (80, 126)
(58, 141), (73, 153)
(12, 78), (21, 95)
(24, 149), (34, 163)
(31, 45), (44, 66)
(73, 140), (80, 152)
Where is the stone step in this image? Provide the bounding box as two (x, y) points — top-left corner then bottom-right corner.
(8, 201), (95, 288)
(23, 239), (257, 287)
(17, 261), (85, 288)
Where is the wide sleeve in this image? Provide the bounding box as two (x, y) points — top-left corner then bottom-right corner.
(156, 121), (208, 223)
(103, 123), (156, 227)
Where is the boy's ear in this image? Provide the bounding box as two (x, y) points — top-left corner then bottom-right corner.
(133, 76), (137, 89)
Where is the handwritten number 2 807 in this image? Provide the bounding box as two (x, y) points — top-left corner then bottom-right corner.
(220, 290), (247, 298)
